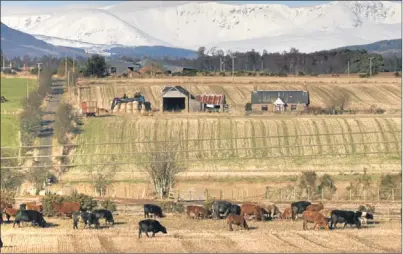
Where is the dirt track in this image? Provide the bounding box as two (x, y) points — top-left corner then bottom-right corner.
(1, 214), (401, 253)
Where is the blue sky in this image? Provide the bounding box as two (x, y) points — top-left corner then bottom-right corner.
(1, 1), (330, 7)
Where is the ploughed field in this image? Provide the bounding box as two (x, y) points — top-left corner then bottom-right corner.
(1, 212), (401, 253)
(64, 115), (402, 181)
(76, 77), (402, 114)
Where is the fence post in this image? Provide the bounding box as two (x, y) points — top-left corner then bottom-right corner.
(364, 190), (366, 201)
(280, 189), (282, 201)
(392, 188), (395, 201)
(265, 187), (269, 199)
(349, 189), (352, 201)
(378, 188), (380, 201)
(205, 188), (209, 200)
(232, 189), (234, 200)
(321, 188), (324, 201)
(220, 189), (223, 200)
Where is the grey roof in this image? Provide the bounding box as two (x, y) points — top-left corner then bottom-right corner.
(162, 86), (195, 99)
(251, 90), (310, 105)
(137, 58), (195, 73)
(106, 59), (141, 73)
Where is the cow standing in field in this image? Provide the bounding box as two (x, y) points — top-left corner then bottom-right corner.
(53, 202), (80, 218)
(0, 236), (2, 248)
(291, 201), (311, 220)
(240, 204), (264, 221)
(26, 203), (43, 213)
(211, 201), (232, 219)
(261, 204), (281, 220)
(226, 215), (249, 231)
(302, 211), (329, 230)
(282, 207), (292, 220)
(92, 209), (114, 226)
(144, 204), (164, 218)
(186, 206), (209, 219)
(330, 210), (361, 229)
(13, 210), (46, 228)
(80, 211), (100, 229)
(138, 219), (167, 238)
(357, 211), (374, 226)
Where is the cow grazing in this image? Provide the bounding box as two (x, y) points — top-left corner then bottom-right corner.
(282, 207), (292, 220)
(302, 211), (329, 230)
(261, 204), (281, 219)
(13, 210), (46, 228)
(92, 209), (114, 225)
(306, 202), (324, 212)
(186, 206), (209, 219)
(357, 211), (374, 226)
(291, 201), (311, 220)
(80, 211), (100, 229)
(330, 210), (361, 229)
(211, 201), (232, 219)
(230, 204), (241, 216)
(144, 204), (164, 218)
(53, 202), (80, 217)
(226, 215), (249, 231)
(240, 204), (264, 221)
(4, 208), (18, 222)
(138, 219), (167, 238)
(26, 203), (43, 213)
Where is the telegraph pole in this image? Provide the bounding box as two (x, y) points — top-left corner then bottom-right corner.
(26, 80), (29, 98)
(369, 57), (374, 77)
(261, 57), (264, 72)
(72, 52), (75, 74)
(231, 55), (235, 83)
(347, 61), (350, 76)
(2, 54), (5, 71)
(65, 54), (68, 79)
(219, 57), (222, 72)
(36, 63), (42, 84)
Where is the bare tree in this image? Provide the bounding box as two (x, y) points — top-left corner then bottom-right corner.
(88, 155), (119, 197)
(141, 140), (186, 199)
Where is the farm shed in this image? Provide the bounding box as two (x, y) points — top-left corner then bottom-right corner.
(106, 59), (141, 75)
(251, 90), (310, 112)
(161, 86), (201, 112)
(196, 94), (226, 112)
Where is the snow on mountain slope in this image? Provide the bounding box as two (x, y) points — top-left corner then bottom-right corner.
(1, 1), (401, 53)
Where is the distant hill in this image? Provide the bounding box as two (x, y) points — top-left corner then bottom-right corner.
(334, 39), (402, 58)
(0, 22), (87, 58)
(106, 46), (198, 59)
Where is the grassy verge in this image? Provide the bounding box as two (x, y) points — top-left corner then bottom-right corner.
(1, 114), (20, 147)
(1, 77), (37, 113)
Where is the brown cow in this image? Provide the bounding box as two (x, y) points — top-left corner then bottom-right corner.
(260, 204), (281, 219)
(302, 211), (329, 230)
(240, 204), (264, 221)
(226, 215), (249, 231)
(306, 202), (324, 212)
(53, 202), (80, 217)
(282, 207), (292, 220)
(26, 203), (43, 212)
(319, 209), (332, 218)
(186, 206), (209, 219)
(4, 208), (18, 222)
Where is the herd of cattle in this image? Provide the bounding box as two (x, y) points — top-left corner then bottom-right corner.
(0, 200), (375, 243)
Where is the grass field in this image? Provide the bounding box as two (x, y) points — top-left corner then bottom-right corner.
(1, 77), (37, 114)
(1, 210), (401, 253)
(0, 77), (37, 147)
(77, 76), (402, 114)
(64, 115), (401, 182)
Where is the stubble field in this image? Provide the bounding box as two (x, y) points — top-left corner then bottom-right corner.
(1, 211), (401, 253)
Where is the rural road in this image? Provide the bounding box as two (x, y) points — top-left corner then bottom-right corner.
(38, 79), (64, 170)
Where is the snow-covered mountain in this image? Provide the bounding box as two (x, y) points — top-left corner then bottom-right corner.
(1, 1), (401, 53)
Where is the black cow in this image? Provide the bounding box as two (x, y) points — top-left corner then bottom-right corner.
(81, 211), (100, 229)
(13, 210), (46, 228)
(92, 209), (114, 225)
(330, 210), (362, 229)
(212, 201), (232, 219)
(291, 201), (311, 220)
(230, 204), (241, 216)
(144, 204), (164, 218)
(138, 219), (167, 238)
(0, 236), (2, 248)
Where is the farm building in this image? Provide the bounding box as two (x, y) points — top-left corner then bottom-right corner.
(196, 94), (226, 112)
(161, 86), (201, 112)
(251, 90), (310, 112)
(106, 59), (141, 75)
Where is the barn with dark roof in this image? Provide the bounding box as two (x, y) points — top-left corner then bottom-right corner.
(251, 90), (310, 112)
(161, 86), (201, 112)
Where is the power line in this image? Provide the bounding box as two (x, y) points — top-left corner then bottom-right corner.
(1, 141), (400, 160)
(1, 150), (400, 170)
(1, 130), (400, 150)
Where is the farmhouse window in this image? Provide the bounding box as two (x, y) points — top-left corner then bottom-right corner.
(262, 105), (268, 111)
(291, 105), (297, 111)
